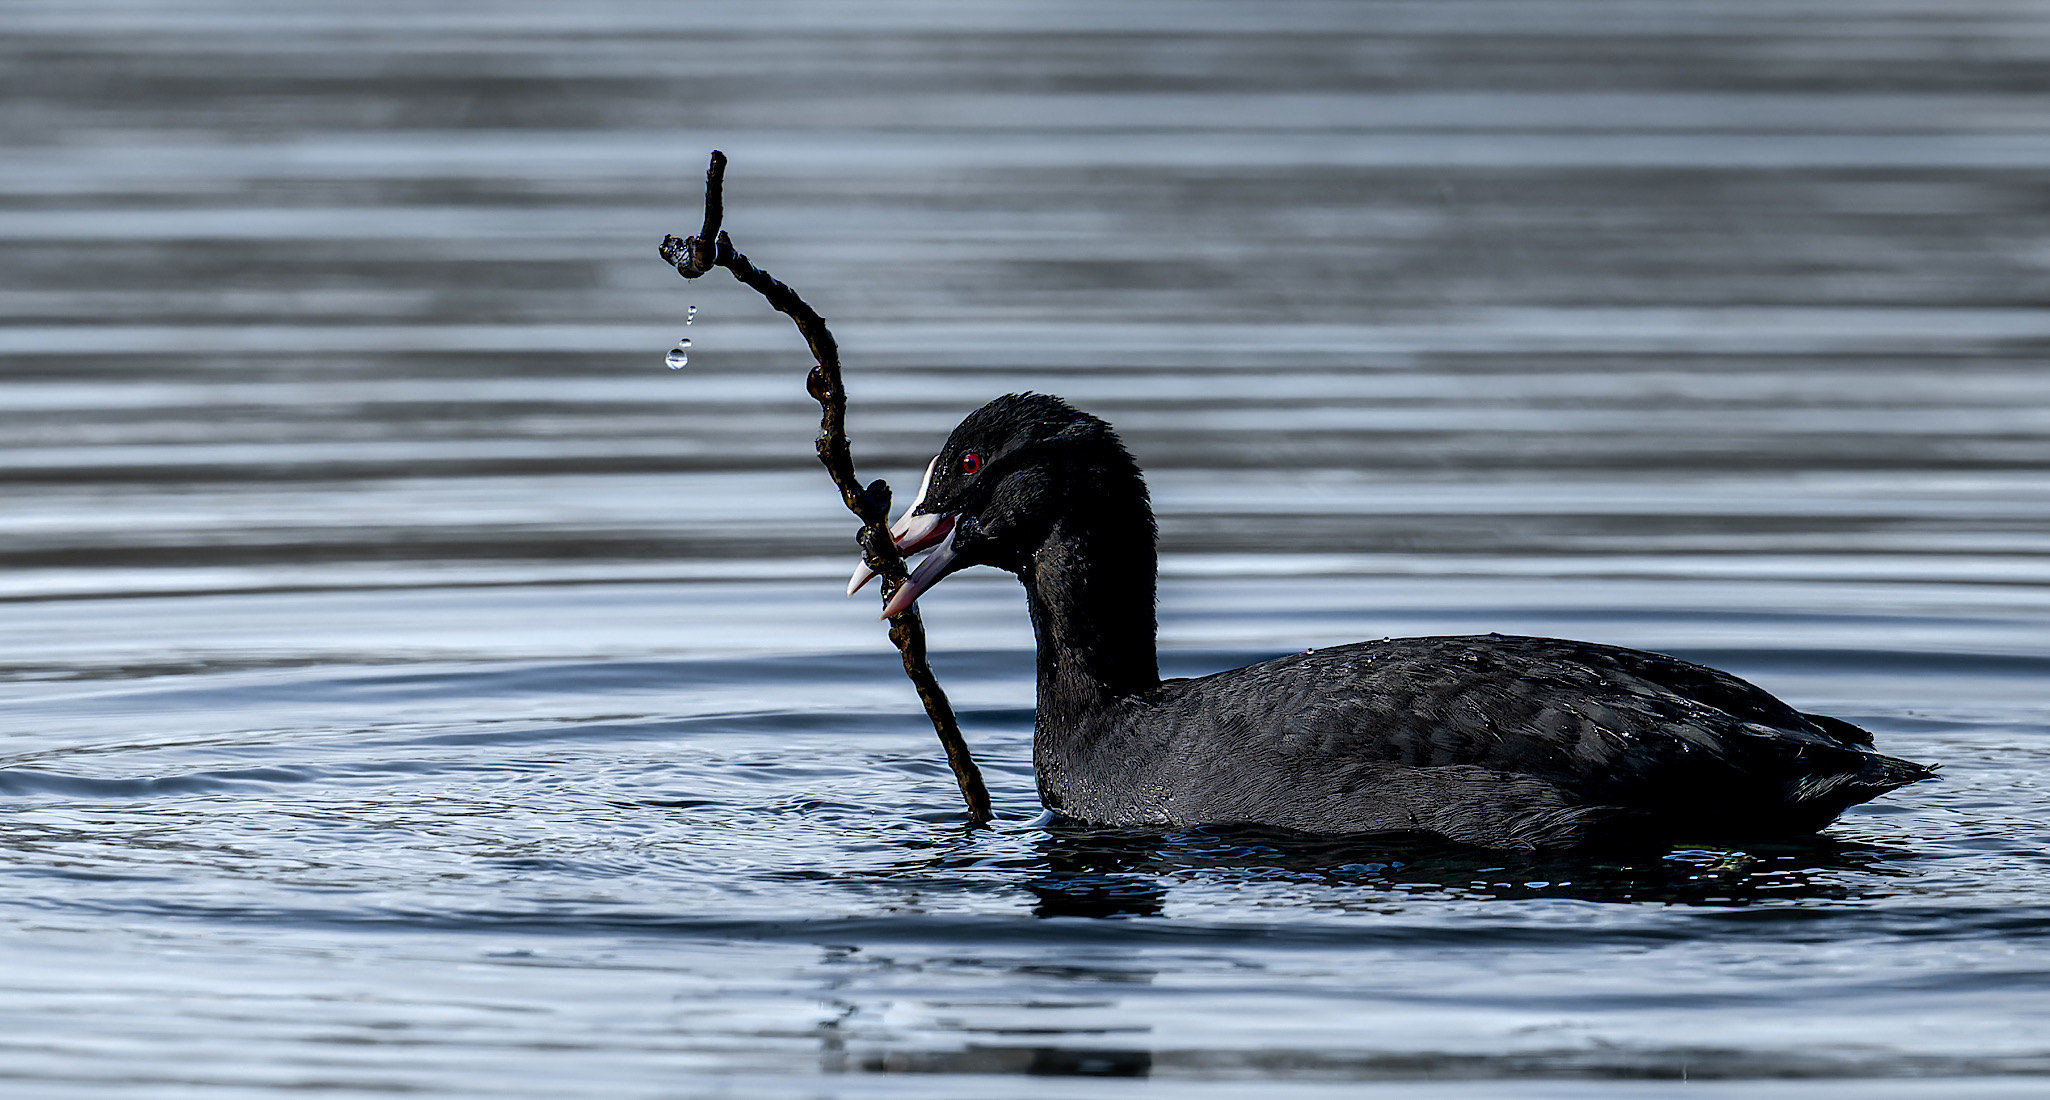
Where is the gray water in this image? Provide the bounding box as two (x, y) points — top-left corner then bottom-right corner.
(4, 1), (2050, 1096)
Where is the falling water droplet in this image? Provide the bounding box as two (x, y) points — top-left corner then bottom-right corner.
(664, 309), (699, 369)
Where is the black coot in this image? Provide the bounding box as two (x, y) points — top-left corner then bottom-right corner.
(850, 394), (1935, 850)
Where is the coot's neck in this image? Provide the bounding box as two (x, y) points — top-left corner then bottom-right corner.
(1019, 505), (1160, 722)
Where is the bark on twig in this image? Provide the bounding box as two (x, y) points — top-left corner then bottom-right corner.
(660, 150), (993, 826)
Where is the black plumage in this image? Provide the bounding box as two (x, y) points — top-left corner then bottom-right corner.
(864, 393), (1935, 850)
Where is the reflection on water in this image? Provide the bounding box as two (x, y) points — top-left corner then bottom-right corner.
(3, 0), (2050, 1095)
(1022, 826), (1918, 919)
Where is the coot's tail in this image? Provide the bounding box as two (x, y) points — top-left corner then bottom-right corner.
(1782, 747), (1938, 834)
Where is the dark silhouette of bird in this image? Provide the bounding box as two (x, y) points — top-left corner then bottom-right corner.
(850, 393), (1935, 850)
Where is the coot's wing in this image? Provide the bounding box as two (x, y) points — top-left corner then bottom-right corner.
(1168, 634), (1900, 810)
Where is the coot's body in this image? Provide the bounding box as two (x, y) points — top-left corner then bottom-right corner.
(1038, 634), (1926, 849)
(852, 394), (1934, 850)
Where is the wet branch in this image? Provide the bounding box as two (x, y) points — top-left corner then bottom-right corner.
(660, 150), (993, 826)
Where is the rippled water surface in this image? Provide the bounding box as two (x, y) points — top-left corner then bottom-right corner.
(5, 1), (2050, 1096)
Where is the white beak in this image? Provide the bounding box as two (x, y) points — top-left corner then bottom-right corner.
(847, 455), (952, 597)
(877, 517), (962, 620)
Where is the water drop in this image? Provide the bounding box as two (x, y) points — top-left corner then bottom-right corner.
(665, 310), (698, 368)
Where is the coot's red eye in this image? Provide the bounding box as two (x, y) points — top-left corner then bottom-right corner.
(960, 451), (982, 474)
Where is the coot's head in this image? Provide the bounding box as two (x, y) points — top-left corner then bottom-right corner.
(848, 393), (1149, 618)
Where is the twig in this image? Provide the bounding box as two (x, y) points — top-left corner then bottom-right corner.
(660, 150), (993, 826)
